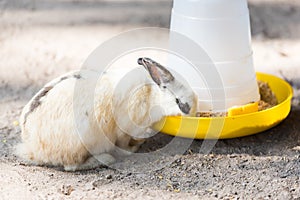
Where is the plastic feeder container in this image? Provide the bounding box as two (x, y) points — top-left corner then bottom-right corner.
(152, 73), (293, 139)
(169, 0), (260, 111)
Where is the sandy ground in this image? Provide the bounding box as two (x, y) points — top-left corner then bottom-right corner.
(0, 0), (300, 199)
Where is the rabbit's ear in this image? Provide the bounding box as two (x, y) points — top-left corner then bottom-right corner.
(138, 57), (174, 86)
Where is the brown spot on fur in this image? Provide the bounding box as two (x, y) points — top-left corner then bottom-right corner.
(93, 79), (118, 147)
(62, 148), (90, 166)
(23, 73), (81, 125)
(129, 85), (152, 126)
(29, 152), (34, 161)
(40, 140), (46, 151)
(23, 85), (53, 125)
(73, 74), (82, 79)
(30, 86), (53, 112)
(60, 76), (68, 81)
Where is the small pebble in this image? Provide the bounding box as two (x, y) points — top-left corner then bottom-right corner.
(61, 185), (74, 196)
(106, 174), (112, 179)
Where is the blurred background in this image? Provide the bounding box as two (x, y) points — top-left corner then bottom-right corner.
(0, 0), (299, 115)
(1, 0), (300, 114)
(1, 0), (299, 77)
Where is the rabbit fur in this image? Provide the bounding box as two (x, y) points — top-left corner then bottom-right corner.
(16, 58), (198, 171)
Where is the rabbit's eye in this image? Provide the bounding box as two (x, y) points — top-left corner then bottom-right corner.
(163, 86), (167, 89)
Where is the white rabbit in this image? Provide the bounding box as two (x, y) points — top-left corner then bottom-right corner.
(16, 57), (198, 171)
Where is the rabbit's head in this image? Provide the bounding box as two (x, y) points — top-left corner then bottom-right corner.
(138, 57), (198, 116)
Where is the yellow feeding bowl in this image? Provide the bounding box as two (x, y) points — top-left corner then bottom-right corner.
(153, 72), (293, 139)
